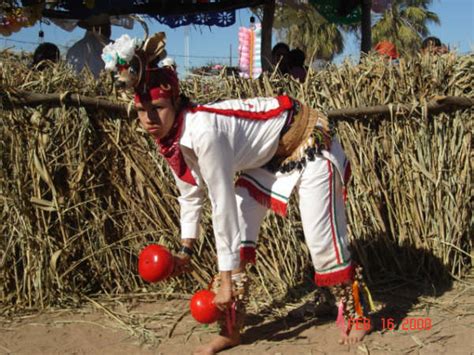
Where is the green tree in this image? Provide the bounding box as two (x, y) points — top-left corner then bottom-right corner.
(253, 3), (346, 62)
(372, 0), (440, 55)
(254, 0), (439, 63)
(274, 4), (345, 61)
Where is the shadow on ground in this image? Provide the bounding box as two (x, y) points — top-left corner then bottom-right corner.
(242, 236), (454, 344)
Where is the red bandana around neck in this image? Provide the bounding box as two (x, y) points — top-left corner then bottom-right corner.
(155, 109), (197, 186)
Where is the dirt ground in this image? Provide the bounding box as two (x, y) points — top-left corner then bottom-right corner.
(1, 280), (473, 355)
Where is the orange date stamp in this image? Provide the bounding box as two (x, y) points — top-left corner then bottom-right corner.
(348, 317), (432, 331)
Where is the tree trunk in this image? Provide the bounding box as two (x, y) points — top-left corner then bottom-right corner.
(360, 0), (372, 54)
(261, 0), (276, 72)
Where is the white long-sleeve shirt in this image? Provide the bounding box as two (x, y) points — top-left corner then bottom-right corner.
(173, 97), (288, 271)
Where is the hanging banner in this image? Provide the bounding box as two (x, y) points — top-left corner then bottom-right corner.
(238, 23), (262, 79)
(154, 11), (235, 28)
(309, 0), (362, 25)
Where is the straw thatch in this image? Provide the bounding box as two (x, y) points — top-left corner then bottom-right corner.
(0, 51), (472, 312)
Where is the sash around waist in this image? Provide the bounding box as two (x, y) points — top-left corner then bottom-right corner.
(266, 102), (332, 173)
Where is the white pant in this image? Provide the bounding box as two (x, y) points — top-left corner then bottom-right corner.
(236, 155), (353, 286)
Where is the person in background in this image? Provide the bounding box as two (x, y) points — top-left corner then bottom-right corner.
(66, 14), (112, 78)
(31, 42), (60, 71)
(288, 48), (307, 82)
(421, 36), (448, 55)
(271, 42), (290, 75)
(374, 40), (399, 61)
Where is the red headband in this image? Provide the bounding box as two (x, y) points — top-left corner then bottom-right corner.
(134, 86), (174, 104)
(134, 67), (179, 104)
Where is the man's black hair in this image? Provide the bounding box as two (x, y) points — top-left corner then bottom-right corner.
(31, 42), (60, 69)
(272, 42), (290, 55)
(288, 48), (306, 67)
(422, 36), (442, 49)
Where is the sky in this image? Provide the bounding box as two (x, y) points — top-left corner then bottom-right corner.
(1, 0), (473, 73)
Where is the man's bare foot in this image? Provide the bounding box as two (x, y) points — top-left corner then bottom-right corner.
(193, 333), (240, 355)
(338, 326), (369, 345)
(338, 318), (371, 345)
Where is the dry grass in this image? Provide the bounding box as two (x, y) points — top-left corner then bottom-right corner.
(0, 50), (472, 313)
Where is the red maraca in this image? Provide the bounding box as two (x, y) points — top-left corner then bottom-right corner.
(138, 244), (175, 282)
(190, 290), (222, 324)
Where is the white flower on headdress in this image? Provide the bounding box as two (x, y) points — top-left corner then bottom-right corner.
(114, 34), (140, 62)
(101, 34), (142, 71)
(101, 42), (117, 70)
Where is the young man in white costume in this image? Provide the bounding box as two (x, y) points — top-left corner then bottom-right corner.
(104, 32), (373, 355)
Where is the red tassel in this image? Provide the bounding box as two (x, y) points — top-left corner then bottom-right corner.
(352, 280), (363, 317)
(343, 162), (352, 185)
(226, 302), (236, 335)
(336, 301), (348, 334)
(342, 187), (348, 204)
(240, 246), (256, 264)
(342, 162), (351, 203)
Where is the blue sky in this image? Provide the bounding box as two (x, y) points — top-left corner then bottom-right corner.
(1, 0), (473, 71)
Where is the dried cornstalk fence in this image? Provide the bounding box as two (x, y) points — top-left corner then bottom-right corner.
(0, 52), (472, 312)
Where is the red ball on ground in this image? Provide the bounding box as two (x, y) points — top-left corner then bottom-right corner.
(138, 244), (174, 282)
(190, 290), (222, 324)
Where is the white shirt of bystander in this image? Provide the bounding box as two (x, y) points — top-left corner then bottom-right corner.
(66, 31), (112, 78)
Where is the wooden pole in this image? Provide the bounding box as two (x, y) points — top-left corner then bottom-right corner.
(1, 91), (132, 114)
(360, 0), (372, 54)
(2, 91), (472, 121)
(327, 96), (473, 121)
(261, 0), (276, 72)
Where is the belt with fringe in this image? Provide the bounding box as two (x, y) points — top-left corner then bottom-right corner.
(266, 100), (333, 173)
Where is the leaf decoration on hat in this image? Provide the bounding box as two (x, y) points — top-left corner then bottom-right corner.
(143, 32), (167, 67)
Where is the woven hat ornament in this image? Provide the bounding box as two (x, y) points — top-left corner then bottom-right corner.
(101, 32), (167, 92)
